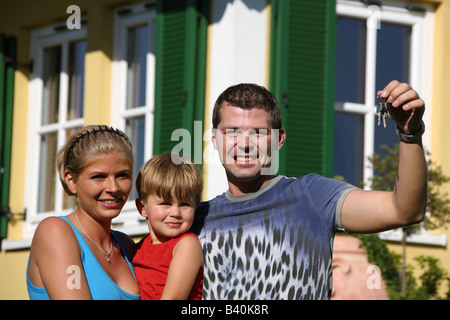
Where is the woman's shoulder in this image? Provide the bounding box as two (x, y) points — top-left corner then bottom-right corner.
(31, 216), (78, 251)
(28, 216), (90, 299)
(34, 216), (69, 233)
(34, 216), (72, 235)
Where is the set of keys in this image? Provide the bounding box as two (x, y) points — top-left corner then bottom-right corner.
(376, 97), (390, 128)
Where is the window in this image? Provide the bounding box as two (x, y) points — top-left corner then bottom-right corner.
(111, 3), (156, 231)
(335, 1), (442, 246)
(15, 1), (207, 244)
(26, 22), (86, 227)
(111, 1), (208, 234)
(112, 3), (156, 199)
(334, 1), (434, 188)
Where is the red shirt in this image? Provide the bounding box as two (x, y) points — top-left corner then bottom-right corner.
(133, 232), (203, 300)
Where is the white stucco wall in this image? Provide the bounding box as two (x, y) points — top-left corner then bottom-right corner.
(204, 0), (269, 199)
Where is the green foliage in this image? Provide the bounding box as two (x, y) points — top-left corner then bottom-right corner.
(369, 144), (450, 231)
(368, 144), (399, 192)
(355, 144), (450, 299)
(356, 234), (450, 300)
(355, 234), (401, 297)
(412, 256), (449, 299)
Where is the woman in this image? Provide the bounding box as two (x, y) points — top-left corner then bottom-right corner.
(27, 125), (140, 299)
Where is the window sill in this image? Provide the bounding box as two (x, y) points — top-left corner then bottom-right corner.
(1, 238), (33, 251)
(1, 217), (148, 251)
(378, 229), (447, 247)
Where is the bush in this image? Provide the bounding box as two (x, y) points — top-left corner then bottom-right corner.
(356, 234), (450, 300)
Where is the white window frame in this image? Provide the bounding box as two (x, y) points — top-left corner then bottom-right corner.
(336, 0), (434, 188)
(23, 22), (86, 239)
(336, 0), (442, 246)
(110, 2), (156, 235)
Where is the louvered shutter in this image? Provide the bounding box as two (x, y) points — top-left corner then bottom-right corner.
(0, 34), (16, 239)
(153, 0), (207, 163)
(270, 0), (336, 177)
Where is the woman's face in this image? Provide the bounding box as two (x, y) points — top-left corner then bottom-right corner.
(66, 151), (133, 221)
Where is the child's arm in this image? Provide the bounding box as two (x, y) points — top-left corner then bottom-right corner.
(160, 235), (204, 300)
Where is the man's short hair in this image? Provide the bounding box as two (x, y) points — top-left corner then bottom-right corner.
(212, 83), (283, 130)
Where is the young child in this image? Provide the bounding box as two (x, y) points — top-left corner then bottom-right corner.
(132, 153), (204, 300)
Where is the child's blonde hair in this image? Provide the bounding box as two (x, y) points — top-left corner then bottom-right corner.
(136, 153), (202, 205)
(56, 125), (133, 196)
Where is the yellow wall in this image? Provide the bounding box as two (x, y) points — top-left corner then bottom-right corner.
(1, 0), (450, 300)
(0, 250), (29, 299)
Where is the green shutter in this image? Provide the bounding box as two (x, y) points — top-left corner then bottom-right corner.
(270, 0), (336, 178)
(153, 0), (207, 163)
(0, 34), (16, 239)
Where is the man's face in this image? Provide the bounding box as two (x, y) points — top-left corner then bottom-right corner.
(212, 103), (285, 188)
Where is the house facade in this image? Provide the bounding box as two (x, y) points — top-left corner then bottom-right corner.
(1, 0), (449, 299)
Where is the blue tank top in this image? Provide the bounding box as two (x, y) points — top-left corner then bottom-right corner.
(26, 216), (140, 300)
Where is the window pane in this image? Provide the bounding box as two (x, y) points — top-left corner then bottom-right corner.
(335, 17), (366, 104)
(127, 24), (149, 109)
(376, 23), (411, 96)
(126, 117), (146, 199)
(37, 132), (58, 212)
(68, 40), (86, 120)
(42, 46), (61, 125)
(333, 112), (364, 187)
(374, 22), (410, 157)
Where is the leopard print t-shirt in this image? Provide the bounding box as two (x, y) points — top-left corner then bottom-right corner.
(192, 174), (356, 300)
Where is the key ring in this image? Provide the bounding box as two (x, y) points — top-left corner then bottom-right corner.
(376, 96), (390, 128)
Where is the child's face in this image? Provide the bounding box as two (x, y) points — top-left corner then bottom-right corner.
(137, 193), (197, 244)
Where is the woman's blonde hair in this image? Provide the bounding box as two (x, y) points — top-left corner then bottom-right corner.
(56, 125), (133, 196)
(136, 153), (203, 205)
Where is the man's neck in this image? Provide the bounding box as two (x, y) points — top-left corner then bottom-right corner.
(227, 174), (276, 195)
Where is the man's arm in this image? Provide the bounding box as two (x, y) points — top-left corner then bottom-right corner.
(340, 80), (427, 234)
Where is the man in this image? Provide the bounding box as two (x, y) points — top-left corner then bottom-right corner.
(192, 80), (427, 299)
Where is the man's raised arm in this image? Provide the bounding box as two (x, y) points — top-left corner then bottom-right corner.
(340, 80), (427, 234)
